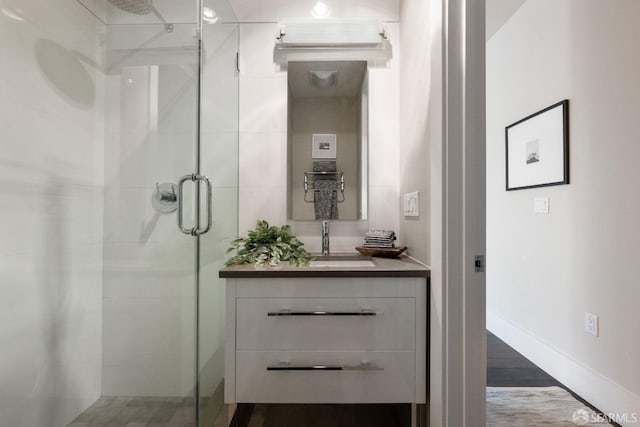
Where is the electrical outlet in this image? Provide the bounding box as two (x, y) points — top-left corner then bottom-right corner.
(584, 312), (599, 337)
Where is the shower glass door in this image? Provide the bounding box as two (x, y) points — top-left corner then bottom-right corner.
(102, 17), (203, 426)
(198, 16), (239, 427)
(101, 3), (237, 427)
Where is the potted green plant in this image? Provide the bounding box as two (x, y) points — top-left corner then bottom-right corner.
(225, 220), (314, 267)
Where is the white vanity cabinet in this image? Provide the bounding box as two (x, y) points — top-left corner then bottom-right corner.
(223, 275), (428, 406)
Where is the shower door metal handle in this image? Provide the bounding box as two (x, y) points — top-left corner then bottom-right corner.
(177, 173), (213, 236)
(177, 174), (195, 235)
(193, 174), (212, 236)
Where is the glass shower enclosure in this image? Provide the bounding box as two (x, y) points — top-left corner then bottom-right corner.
(0, 0), (237, 426)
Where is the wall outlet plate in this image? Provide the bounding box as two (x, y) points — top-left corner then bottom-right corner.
(584, 312), (599, 337)
(404, 192), (419, 217)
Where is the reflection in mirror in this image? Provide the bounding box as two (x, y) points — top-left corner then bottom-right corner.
(287, 60), (368, 221)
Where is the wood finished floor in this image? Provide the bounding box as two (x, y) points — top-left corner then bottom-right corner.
(240, 403), (410, 427)
(487, 331), (562, 387)
(487, 331), (619, 427)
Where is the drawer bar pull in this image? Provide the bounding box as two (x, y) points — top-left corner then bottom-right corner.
(267, 361), (383, 371)
(267, 364), (342, 371)
(267, 309), (377, 316)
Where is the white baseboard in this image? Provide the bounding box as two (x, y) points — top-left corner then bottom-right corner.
(487, 311), (640, 427)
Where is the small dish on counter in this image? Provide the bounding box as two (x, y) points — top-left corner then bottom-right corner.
(355, 246), (408, 258)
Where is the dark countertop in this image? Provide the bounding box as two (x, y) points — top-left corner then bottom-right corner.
(219, 255), (430, 278)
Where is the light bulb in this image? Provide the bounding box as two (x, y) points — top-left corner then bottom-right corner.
(311, 1), (331, 18)
(203, 7), (219, 23)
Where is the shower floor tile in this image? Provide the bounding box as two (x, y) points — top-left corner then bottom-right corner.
(67, 395), (226, 427)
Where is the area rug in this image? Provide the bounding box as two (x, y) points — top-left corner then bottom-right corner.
(487, 386), (610, 426)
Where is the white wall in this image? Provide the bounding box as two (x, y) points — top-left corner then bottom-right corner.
(238, 22), (401, 252)
(0, 0), (105, 425)
(400, 0), (440, 423)
(399, 0), (438, 422)
(399, 0), (432, 264)
(398, 0), (431, 420)
(487, 0), (640, 420)
(237, 22), (288, 237)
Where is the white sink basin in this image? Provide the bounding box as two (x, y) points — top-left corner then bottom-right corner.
(309, 260), (376, 268)
(309, 255), (375, 268)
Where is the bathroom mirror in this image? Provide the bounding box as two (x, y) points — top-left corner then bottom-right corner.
(287, 60), (368, 221)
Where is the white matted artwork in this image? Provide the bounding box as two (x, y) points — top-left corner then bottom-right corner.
(506, 100), (569, 191)
(312, 134), (337, 159)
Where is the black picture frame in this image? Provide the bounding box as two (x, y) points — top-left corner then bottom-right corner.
(505, 99), (569, 191)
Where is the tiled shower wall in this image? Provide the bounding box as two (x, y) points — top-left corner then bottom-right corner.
(0, 1), (105, 425)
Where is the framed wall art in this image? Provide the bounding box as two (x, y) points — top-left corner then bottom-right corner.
(505, 99), (569, 191)
(312, 133), (337, 159)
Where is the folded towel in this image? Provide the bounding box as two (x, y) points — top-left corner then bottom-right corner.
(314, 180), (339, 220)
(362, 230), (396, 248)
(313, 160), (337, 173)
(365, 230), (396, 238)
(362, 242), (395, 248)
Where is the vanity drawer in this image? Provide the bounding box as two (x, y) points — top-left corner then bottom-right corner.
(236, 297), (415, 351)
(235, 350), (415, 403)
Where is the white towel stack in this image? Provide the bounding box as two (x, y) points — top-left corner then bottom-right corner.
(362, 230), (396, 248)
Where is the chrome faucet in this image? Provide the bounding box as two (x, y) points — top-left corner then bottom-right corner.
(321, 220), (330, 256)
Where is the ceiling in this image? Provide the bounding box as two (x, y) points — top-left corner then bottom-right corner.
(76, 0), (521, 48)
(288, 61), (367, 98)
(77, 0), (399, 25)
(77, 0), (198, 24)
(485, 0), (527, 41)
(227, 0), (398, 23)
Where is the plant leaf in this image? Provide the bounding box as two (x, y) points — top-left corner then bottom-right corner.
(224, 219), (313, 267)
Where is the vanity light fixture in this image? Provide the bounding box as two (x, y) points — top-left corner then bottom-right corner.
(274, 20), (391, 64)
(276, 20), (388, 47)
(309, 70), (338, 88)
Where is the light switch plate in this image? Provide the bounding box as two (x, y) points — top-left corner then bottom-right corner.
(404, 192), (419, 217)
(534, 197), (549, 214)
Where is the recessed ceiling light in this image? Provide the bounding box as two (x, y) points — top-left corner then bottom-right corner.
(311, 1), (331, 19)
(203, 7), (219, 24)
